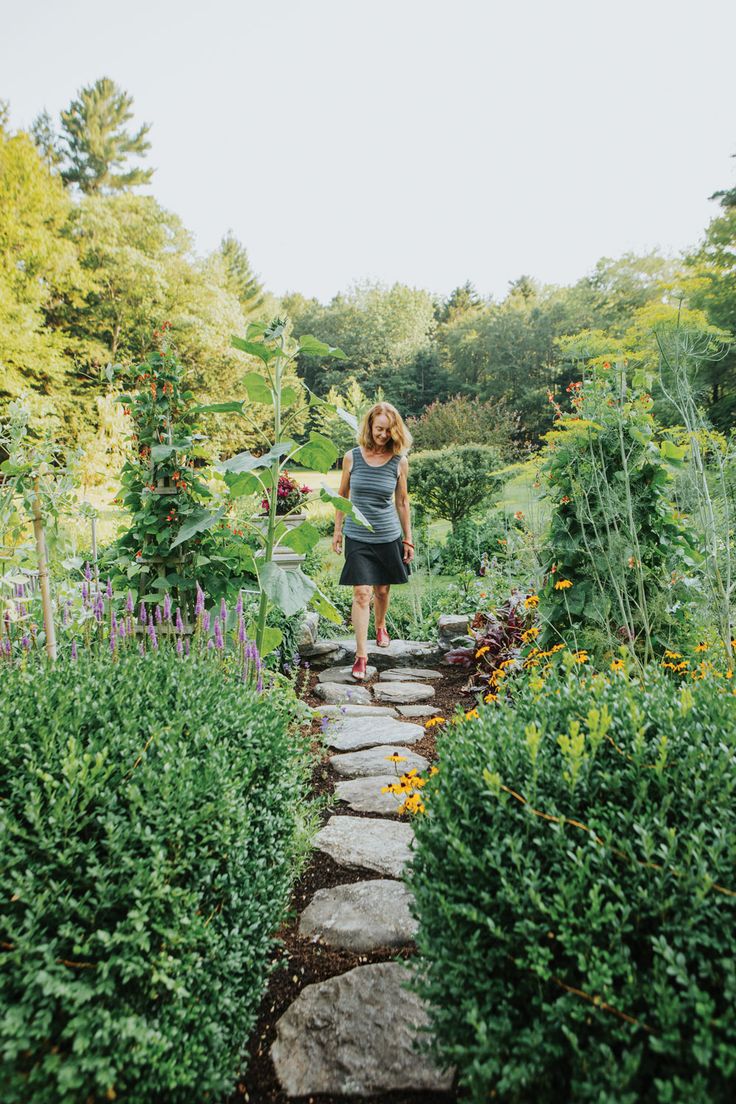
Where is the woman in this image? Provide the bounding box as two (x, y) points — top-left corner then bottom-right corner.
(332, 402), (414, 681)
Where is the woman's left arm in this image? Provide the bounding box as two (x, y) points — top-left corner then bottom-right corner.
(396, 456), (414, 564)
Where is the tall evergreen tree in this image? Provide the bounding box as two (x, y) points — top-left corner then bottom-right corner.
(60, 77), (153, 193)
(217, 232), (264, 315)
(31, 110), (64, 171)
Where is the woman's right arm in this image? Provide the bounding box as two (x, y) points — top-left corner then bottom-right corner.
(332, 452), (352, 555)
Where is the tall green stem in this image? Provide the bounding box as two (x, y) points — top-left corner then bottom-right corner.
(255, 338), (285, 655)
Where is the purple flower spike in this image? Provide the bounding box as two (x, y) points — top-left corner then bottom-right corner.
(214, 619), (224, 650)
(84, 562), (92, 581)
(207, 638), (214, 650)
(238, 617), (246, 644)
(126, 590), (134, 614)
(139, 604), (148, 625)
(82, 581), (89, 605)
(139, 642), (146, 657)
(220, 597), (227, 624)
(71, 640), (78, 661)
(194, 584), (205, 617)
(202, 610), (210, 634)
(21, 634), (31, 651)
(118, 621), (126, 639)
(148, 624), (158, 650)
(109, 635), (116, 654)
(256, 674), (263, 692)
(106, 577), (113, 600)
(236, 592), (243, 615)
(155, 604), (163, 625)
(175, 608), (184, 633)
(94, 594), (104, 623)
(111, 611), (118, 634)
(163, 593), (172, 622)
(184, 638), (190, 656)
(176, 638), (183, 656)
(62, 602), (70, 627)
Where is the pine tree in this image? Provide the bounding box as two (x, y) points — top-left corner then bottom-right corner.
(60, 77), (153, 193)
(31, 110), (64, 171)
(218, 232), (264, 315)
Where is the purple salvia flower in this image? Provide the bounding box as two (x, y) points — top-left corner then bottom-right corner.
(155, 604), (163, 625)
(139, 604), (148, 625)
(148, 623), (158, 650)
(238, 617), (246, 643)
(106, 577), (113, 600)
(214, 618), (224, 651)
(207, 638), (214, 650)
(94, 593), (104, 623)
(126, 590), (134, 614)
(235, 592), (243, 615)
(176, 638), (183, 656)
(220, 597), (227, 624)
(194, 584), (205, 616)
(175, 608), (184, 633)
(71, 640), (78, 660)
(184, 638), (190, 656)
(82, 581), (89, 605)
(256, 674), (263, 692)
(118, 621), (126, 639)
(21, 634), (31, 651)
(109, 635), (116, 654)
(84, 562), (92, 581)
(62, 602), (70, 627)
(202, 610), (210, 634)
(139, 642), (146, 657)
(111, 610), (118, 635)
(163, 593), (172, 622)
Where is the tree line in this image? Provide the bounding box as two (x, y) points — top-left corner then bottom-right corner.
(1, 77), (734, 468)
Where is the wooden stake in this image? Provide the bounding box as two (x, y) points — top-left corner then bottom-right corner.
(32, 479), (57, 661)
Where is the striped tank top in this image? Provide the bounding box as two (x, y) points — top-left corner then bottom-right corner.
(343, 447), (402, 544)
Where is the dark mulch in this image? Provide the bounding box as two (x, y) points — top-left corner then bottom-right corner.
(226, 659), (471, 1104)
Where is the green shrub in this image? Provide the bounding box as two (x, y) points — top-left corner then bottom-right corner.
(0, 652), (313, 1103)
(408, 669), (736, 1103)
(409, 445), (504, 532)
(439, 508), (521, 575)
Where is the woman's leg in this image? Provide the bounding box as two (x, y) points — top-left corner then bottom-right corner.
(352, 585), (372, 657)
(373, 584), (391, 632)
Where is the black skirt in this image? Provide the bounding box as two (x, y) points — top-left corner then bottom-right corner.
(339, 535), (410, 586)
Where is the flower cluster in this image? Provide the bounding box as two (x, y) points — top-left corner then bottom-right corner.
(381, 756), (439, 816)
(261, 470), (311, 516)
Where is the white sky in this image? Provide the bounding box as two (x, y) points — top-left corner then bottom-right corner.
(3, 0), (735, 303)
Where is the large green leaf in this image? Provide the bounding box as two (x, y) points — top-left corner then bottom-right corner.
(170, 505), (226, 550)
(281, 385), (299, 407)
(299, 334), (348, 360)
(242, 373), (273, 404)
(231, 335), (272, 364)
(292, 431), (339, 473)
(319, 485), (373, 530)
(337, 406), (359, 432)
(150, 438), (192, 463)
(309, 587), (343, 625)
(279, 520), (321, 554)
(217, 441), (295, 475)
(224, 470), (262, 498)
(258, 561), (316, 617)
(246, 622), (282, 657)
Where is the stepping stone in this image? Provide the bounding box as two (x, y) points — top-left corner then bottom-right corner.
(312, 704), (398, 718)
(333, 637), (443, 668)
(379, 666), (443, 681)
(397, 704), (440, 718)
(438, 613), (471, 639)
(374, 681), (435, 704)
(299, 880), (418, 951)
(334, 774), (406, 815)
(313, 815), (414, 877)
(314, 682), (371, 705)
(317, 664), (378, 684)
(271, 961), (455, 1097)
(298, 611), (320, 647)
(324, 716), (425, 752)
(330, 745), (430, 778)
(299, 641), (347, 666)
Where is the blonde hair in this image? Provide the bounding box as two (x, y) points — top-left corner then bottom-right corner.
(357, 402), (413, 456)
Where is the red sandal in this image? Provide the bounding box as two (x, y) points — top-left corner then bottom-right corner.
(376, 627), (390, 648)
(351, 656), (368, 680)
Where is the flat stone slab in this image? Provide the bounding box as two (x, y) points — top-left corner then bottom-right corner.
(299, 641), (347, 667)
(312, 704), (398, 719)
(379, 666), (443, 681)
(271, 962), (455, 1096)
(299, 880), (418, 951)
(374, 681), (436, 704)
(438, 613), (471, 638)
(314, 682), (372, 706)
(313, 815), (414, 877)
(330, 745), (430, 778)
(317, 664), (378, 684)
(324, 716), (425, 752)
(333, 637), (443, 669)
(334, 774), (406, 815)
(397, 705), (441, 719)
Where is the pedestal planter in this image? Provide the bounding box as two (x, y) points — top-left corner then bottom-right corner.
(252, 512), (307, 573)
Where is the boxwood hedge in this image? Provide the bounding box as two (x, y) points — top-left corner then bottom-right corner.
(0, 652), (313, 1103)
(407, 669), (736, 1103)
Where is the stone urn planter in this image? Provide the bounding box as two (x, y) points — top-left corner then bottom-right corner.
(252, 511), (307, 572)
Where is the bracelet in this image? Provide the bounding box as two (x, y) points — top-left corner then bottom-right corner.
(402, 540), (415, 548)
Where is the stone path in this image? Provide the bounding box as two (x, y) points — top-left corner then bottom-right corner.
(270, 637), (456, 1099)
